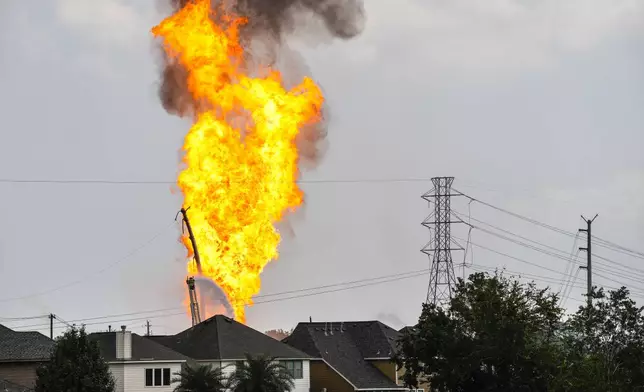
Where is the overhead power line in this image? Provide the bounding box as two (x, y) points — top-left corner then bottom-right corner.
(0, 177), (434, 185)
(0, 221), (176, 303)
(452, 234), (644, 297)
(10, 268), (430, 330)
(451, 207), (644, 280)
(455, 189), (644, 260)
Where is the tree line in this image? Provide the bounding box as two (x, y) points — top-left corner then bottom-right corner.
(395, 271), (644, 391)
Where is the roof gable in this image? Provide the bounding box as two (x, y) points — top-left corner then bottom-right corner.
(283, 321), (404, 390)
(151, 315), (310, 360)
(0, 324), (54, 362)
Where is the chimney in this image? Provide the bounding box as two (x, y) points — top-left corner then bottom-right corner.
(116, 325), (132, 360)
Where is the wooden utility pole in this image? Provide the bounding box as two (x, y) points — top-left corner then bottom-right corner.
(579, 214), (598, 307)
(49, 314), (54, 339)
(146, 320), (151, 336)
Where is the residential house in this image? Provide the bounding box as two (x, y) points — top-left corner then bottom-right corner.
(0, 323), (54, 389)
(283, 321), (410, 392)
(148, 314), (312, 392)
(89, 326), (190, 392)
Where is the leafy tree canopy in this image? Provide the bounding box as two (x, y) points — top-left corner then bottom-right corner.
(395, 271), (644, 392)
(35, 326), (115, 392)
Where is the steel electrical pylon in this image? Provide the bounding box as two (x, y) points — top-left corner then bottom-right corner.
(421, 177), (461, 306)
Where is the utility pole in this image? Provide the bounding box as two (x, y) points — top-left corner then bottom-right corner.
(579, 214), (598, 307)
(49, 314), (54, 339)
(145, 320), (151, 336)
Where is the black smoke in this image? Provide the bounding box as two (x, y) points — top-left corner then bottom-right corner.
(157, 0), (364, 166)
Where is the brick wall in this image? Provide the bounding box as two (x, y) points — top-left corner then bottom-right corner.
(0, 361), (43, 388)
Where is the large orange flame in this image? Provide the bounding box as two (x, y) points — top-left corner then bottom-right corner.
(152, 0), (324, 323)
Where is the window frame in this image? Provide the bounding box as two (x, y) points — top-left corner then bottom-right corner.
(279, 360), (303, 379)
(144, 367), (172, 387)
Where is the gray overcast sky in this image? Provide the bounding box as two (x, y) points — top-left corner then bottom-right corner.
(0, 0), (643, 337)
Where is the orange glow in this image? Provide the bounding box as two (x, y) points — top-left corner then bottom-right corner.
(152, 0), (324, 323)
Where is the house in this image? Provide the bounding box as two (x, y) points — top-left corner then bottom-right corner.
(0, 323), (54, 389)
(148, 314), (312, 392)
(282, 321), (410, 392)
(89, 326), (190, 392)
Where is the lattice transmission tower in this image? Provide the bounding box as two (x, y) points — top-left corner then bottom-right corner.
(421, 177), (463, 305)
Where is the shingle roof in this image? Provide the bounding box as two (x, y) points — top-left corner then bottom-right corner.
(283, 321), (405, 390)
(0, 324), (54, 362)
(148, 315), (310, 361)
(88, 332), (190, 362)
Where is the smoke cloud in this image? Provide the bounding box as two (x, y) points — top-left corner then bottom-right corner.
(158, 0), (365, 166)
(194, 276), (235, 318)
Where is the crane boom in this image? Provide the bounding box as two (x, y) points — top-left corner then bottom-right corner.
(179, 207), (202, 326)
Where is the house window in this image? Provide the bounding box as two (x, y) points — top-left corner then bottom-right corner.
(145, 369), (153, 386)
(163, 368), (171, 386)
(280, 360), (303, 379)
(145, 368), (171, 386)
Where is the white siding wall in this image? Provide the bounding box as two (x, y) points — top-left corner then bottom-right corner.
(109, 364), (125, 392)
(109, 362), (183, 392)
(199, 360), (310, 392)
(293, 359), (310, 392)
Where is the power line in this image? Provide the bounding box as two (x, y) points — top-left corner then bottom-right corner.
(0, 221), (176, 303)
(0, 315), (48, 321)
(0, 177), (434, 185)
(452, 234), (644, 296)
(6, 269), (432, 327)
(450, 207), (644, 281)
(455, 189), (644, 260)
(10, 268), (430, 330)
(448, 204), (644, 296)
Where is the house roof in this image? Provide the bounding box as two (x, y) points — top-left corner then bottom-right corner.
(148, 315), (310, 361)
(88, 332), (190, 362)
(398, 326), (416, 335)
(0, 324), (54, 362)
(283, 321), (405, 390)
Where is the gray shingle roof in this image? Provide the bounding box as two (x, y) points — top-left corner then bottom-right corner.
(88, 332), (190, 362)
(0, 324), (54, 362)
(283, 321), (405, 390)
(148, 315), (310, 361)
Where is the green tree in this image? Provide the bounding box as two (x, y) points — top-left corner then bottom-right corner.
(395, 272), (564, 392)
(227, 354), (295, 392)
(557, 287), (644, 391)
(173, 363), (227, 392)
(35, 326), (115, 392)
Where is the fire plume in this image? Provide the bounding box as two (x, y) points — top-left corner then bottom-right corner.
(152, 0), (324, 323)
